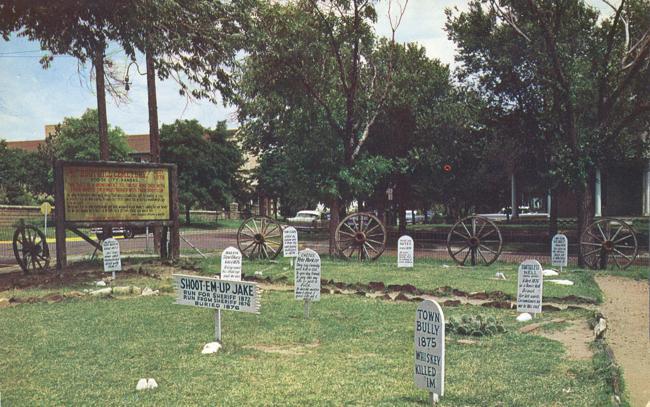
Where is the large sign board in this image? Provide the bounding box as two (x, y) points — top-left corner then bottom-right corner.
(517, 259), (543, 314)
(551, 234), (568, 268)
(172, 274), (261, 314)
(283, 227), (299, 257)
(61, 163), (171, 222)
(294, 249), (321, 301)
(398, 235), (414, 268)
(414, 299), (445, 397)
(221, 247), (242, 281)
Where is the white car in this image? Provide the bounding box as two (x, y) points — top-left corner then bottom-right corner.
(286, 210), (327, 231)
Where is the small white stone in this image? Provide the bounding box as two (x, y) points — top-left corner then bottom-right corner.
(495, 272), (507, 280)
(547, 279), (574, 286)
(112, 286), (131, 295)
(516, 313), (533, 322)
(442, 264), (450, 268)
(201, 342), (222, 354)
(136, 378), (149, 391)
(90, 287), (112, 296)
(141, 287), (159, 296)
(147, 378), (158, 389)
(95, 281), (107, 286)
(542, 269), (559, 277)
(594, 318), (607, 338)
(255, 271), (264, 276)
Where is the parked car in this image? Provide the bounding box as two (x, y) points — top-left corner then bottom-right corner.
(92, 226), (145, 240)
(479, 207), (549, 222)
(286, 210), (328, 231)
(405, 210), (425, 224)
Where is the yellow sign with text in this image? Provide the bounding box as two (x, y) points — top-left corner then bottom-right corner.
(63, 165), (170, 222)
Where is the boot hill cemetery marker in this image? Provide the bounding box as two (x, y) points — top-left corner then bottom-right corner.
(551, 234), (568, 272)
(398, 235), (414, 268)
(220, 247), (242, 281)
(173, 274), (261, 344)
(517, 259), (543, 315)
(283, 226), (298, 266)
(294, 248), (320, 318)
(414, 299), (445, 404)
(102, 237), (121, 280)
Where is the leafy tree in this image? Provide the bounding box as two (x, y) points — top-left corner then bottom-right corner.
(0, 140), (42, 205)
(160, 120), (243, 225)
(447, 0), (650, 264)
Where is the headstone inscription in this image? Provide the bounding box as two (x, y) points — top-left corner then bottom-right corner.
(398, 235), (414, 268)
(551, 234), (568, 271)
(221, 247), (242, 281)
(102, 238), (121, 279)
(283, 226), (299, 258)
(294, 248), (321, 318)
(172, 274), (261, 344)
(517, 259), (543, 315)
(414, 299), (445, 403)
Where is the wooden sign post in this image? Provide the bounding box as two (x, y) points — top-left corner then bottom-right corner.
(283, 226), (299, 266)
(517, 260), (543, 316)
(415, 299), (445, 404)
(294, 248), (321, 318)
(172, 274), (261, 344)
(551, 234), (568, 272)
(102, 238), (121, 280)
(398, 235), (414, 268)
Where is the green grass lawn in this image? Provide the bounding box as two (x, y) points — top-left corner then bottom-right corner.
(0, 291), (615, 406)
(201, 256), (603, 303)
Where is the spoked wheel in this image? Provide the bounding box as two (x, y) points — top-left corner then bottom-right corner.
(580, 218), (638, 269)
(447, 215), (502, 266)
(237, 216), (283, 260)
(335, 212), (386, 261)
(13, 224), (50, 273)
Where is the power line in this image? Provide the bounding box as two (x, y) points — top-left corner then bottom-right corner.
(0, 49), (45, 55)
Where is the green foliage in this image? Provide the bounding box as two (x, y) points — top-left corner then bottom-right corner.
(160, 120), (243, 216)
(447, 314), (506, 337)
(0, 140), (42, 205)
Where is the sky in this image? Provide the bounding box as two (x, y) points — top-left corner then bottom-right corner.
(0, 0), (612, 141)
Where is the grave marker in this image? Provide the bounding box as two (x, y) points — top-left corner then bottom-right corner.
(414, 299), (445, 403)
(551, 234), (568, 271)
(398, 235), (414, 268)
(294, 248), (321, 318)
(172, 274), (261, 344)
(221, 247), (242, 281)
(517, 259), (543, 315)
(283, 227), (299, 262)
(102, 238), (121, 280)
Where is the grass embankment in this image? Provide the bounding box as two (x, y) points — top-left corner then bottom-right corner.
(201, 256), (603, 303)
(0, 290), (616, 406)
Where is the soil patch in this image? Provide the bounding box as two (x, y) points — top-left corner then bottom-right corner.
(537, 319), (593, 360)
(596, 276), (650, 407)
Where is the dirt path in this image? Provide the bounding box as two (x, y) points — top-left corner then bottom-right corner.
(596, 276), (650, 407)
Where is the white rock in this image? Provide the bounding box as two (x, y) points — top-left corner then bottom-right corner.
(547, 279), (574, 286)
(147, 378), (158, 389)
(255, 271), (264, 276)
(201, 342), (222, 354)
(141, 287), (159, 296)
(90, 287), (112, 296)
(442, 264), (450, 268)
(136, 378), (149, 391)
(95, 281), (107, 286)
(516, 313), (533, 322)
(112, 286), (131, 295)
(594, 318), (607, 338)
(495, 272), (507, 280)
(542, 269), (559, 277)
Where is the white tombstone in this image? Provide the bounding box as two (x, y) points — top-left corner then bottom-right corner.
(221, 247), (242, 281)
(551, 234), (568, 269)
(517, 259), (543, 314)
(102, 238), (121, 273)
(414, 299), (445, 398)
(294, 249), (321, 301)
(283, 226), (299, 258)
(398, 235), (414, 268)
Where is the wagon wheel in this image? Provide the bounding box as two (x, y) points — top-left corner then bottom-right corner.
(447, 215), (502, 266)
(13, 224), (50, 273)
(237, 216), (283, 260)
(580, 218), (637, 270)
(335, 212), (386, 261)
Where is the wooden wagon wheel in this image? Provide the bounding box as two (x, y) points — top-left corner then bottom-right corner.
(237, 216), (283, 260)
(447, 215), (502, 266)
(580, 218), (637, 269)
(335, 212), (386, 261)
(13, 224), (50, 273)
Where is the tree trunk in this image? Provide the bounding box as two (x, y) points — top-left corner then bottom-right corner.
(185, 205), (191, 226)
(423, 208), (428, 224)
(146, 48), (163, 254)
(549, 189), (558, 237)
(576, 178), (594, 267)
(398, 196), (406, 236)
(94, 43), (111, 239)
(328, 196), (340, 256)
